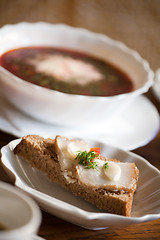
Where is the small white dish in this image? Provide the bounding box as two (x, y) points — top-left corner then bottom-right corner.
(0, 22), (154, 126)
(0, 92), (159, 150)
(0, 181), (42, 240)
(1, 139), (160, 230)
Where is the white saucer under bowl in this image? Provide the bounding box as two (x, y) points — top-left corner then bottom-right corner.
(0, 92), (159, 150)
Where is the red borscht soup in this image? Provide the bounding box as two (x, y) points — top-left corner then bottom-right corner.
(0, 47), (133, 96)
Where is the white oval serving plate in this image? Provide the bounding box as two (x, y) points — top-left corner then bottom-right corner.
(1, 138), (160, 230)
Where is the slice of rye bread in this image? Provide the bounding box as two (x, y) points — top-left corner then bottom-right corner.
(14, 135), (139, 216)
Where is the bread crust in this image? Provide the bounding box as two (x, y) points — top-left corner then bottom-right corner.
(14, 135), (139, 216)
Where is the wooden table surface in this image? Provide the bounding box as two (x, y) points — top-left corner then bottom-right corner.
(0, 0), (160, 239)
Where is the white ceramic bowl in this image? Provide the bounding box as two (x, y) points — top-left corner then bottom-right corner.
(0, 181), (42, 240)
(0, 22), (154, 126)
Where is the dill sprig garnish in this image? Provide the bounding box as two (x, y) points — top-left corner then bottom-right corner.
(75, 150), (98, 170)
(104, 161), (109, 169)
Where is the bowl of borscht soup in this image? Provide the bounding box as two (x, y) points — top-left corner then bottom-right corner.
(0, 22), (153, 126)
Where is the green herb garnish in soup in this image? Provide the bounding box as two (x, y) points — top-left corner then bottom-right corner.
(0, 47), (133, 96)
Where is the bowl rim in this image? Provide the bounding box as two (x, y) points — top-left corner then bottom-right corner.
(0, 21), (154, 101)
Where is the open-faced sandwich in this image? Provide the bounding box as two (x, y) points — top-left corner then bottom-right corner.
(14, 135), (139, 216)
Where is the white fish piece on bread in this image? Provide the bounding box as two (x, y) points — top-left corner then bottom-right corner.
(13, 135), (139, 217)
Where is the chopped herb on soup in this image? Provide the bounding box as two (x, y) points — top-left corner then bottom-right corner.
(0, 47), (133, 96)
